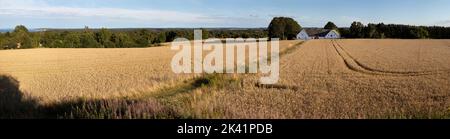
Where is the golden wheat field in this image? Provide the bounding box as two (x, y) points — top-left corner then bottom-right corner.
(0, 40), (299, 104)
(0, 39), (449, 119)
(0, 47), (195, 104)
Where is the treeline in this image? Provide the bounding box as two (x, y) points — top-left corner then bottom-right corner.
(40, 27), (161, 48)
(340, 22), (450, 39)
(0, 26), (168, 49)
(2, 21), (449, 49)
(209, 29), (267, 39)
(0, 25), (268, 49)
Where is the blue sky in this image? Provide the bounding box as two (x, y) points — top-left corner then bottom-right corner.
(0, 0), (449, 28)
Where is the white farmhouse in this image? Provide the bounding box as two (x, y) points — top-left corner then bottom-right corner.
(297, 28), (341, 40)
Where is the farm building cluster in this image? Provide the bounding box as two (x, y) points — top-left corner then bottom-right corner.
(297, 28), (341, 40)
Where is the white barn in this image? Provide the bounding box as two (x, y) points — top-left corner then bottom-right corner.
(297, 29), (341, 40)
(322, 30), (340, 39)
(296, 29), (310, 40)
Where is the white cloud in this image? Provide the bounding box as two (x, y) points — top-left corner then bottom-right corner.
(0, 0), (218, 25)
(435, 20), (450, 26)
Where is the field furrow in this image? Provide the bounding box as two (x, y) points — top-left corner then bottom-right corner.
(336, 39), (450, 74)
(332, 40), (450, 76)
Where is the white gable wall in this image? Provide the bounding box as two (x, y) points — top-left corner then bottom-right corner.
(324, 30), (340, 39)
(296, 30), (310, 40)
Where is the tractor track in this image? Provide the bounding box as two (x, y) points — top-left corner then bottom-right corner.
(331, 39), (450, 76)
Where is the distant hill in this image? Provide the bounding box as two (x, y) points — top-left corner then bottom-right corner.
(0, 28), (46, 33)
(1, 27), (268, 33)
(0, 29), (12, 33)
(43, 28), (267, 32)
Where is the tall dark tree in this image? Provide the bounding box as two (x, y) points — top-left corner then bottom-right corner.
(284, 18), (302, 40)
(165, 31), (178, 42)
(338, 28), (351, 38)
(350, 21), (364, 38)
(268, 17), (286, 39)
(324, 21), (338, 30)
(365, 23), (380, 38)
(268, 17), (301, 40)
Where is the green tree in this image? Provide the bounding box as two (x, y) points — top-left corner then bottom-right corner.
(153, 32), (166, 44)
(79, 26), (101, 48)
(63, 33), (81, 48)
(410, 27), (429, 39)
(132, 29), (150, 47)
(40, 31), (60, 48)
(14, 25), (29, 33)
(96, 28), (114, 48)
(284, 18), (302, 40)
(350, 21), (364, 38)
(31, 33), (41, 48)
(12, 25), (32, 48)
(0, 33), (4, 48)
(338, 28), (351, 38)
(324, 21), (338, 30)
(269, 17), (286, 39)
(112, 32), (135, 48)
(365, 23), (380, 38)
(268, 17), (302, 40)
(202, 28), (209, 40)
(165, 31), (178, 42)
(80, 32), (101, 48)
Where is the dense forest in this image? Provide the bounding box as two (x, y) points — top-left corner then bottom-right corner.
(339, 22), (450, 39)
(1, 18), (450, 49)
